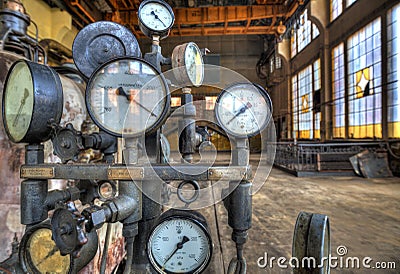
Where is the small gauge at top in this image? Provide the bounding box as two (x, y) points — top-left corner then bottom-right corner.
(215, 83), (272, 138)
(2, 60), (63, 143)
(86, 57), (170, 137)
(172, 42), (204, 87)
(138, 0), (175, 39)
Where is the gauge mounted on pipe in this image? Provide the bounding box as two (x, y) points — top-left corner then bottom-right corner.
(215, 82), (272, 138)
(2, 60), (63, 143)
(138, 0), (175, 39)
(147, 209), (212, 274)
(86, 57), (170, 137)
(172, 42), (204, 87)
(19, 222), (73, 274)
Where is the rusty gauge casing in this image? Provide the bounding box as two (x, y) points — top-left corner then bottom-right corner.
(172, 42), (204, 87)
(19, 222), (73, 274)
(86, 57), (170, 137)
(2, 60), (63, 143)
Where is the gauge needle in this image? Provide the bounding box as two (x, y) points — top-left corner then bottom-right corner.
(150, 10), (167, 27)
(161, 236), (190, 270)
(36, 245), (60, 266)
(116, 87), (157, 117)
(13, 88), (29, 127)
(227, 102), (252, 125)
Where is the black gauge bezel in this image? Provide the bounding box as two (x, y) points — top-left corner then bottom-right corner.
(19, 220), (73, 274)
(85, 56), (171, 137)
(215, 82), (273, 138)
(138, 0), (175, 39)
(147, 209), (213, 274)
(2, 60), (63, 143)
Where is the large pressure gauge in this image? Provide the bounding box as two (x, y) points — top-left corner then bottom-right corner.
(86, 57), (170, 137)
(2, 60), (63, 143)
(19, 222), (73, 274)
(172, 42), (204, 87)
(138, 0), (175, 39)
(215, 82), (272, 138)
(148, 209), (212, 274)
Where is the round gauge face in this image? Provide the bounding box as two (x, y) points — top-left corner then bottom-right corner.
(185, 43), (204, 87)
(215, 83), (272, 138)
(3, 61), (34, 143)
(25, 228), (71, 273)
(86, 57), (170, 137)
(148, 217), (212, 274)
(138, 0), (174, 33)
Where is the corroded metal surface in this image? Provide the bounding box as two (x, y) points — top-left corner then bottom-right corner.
(0, 50), (27, 261)
(0, 50), (88, 261)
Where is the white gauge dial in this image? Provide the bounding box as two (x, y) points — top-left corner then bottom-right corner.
(86, 57), (170, 137)
(148, 214), (212, 274)
(215, 83), (272, 138)
(172, 42), (204, 87)
(3, 60), (63, 143)
(138, 0), (175, 38)
(3, 61), (34, 143)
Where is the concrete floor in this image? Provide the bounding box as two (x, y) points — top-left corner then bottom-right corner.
(213, 166), (400, 274)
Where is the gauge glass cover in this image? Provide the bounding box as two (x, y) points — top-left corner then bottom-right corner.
(185, 43), (204, 86)
(26, 228), (71, 273)
(3, 61), (34, 143)
(148, 217), (211, 273)
(215, 83), (272, 137)
(139, 1), (174, 32)
(86, 57), (170, 137)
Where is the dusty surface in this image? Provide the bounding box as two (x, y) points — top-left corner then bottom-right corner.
(211, 161), (400, 273)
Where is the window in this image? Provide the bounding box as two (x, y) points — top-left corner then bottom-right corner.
(331, 0), (343, 21)
(313, 59), (321, 139)
(388, 3), (400, 138)
(205, 96), (217, 110)
(171, 97), (181, 107)
(291, 10), (320, 58)
(332, 43), (346, 138)
(346, 0), (357, 7)
(292, 60), (321, 139)
(347, 18), (382, 138)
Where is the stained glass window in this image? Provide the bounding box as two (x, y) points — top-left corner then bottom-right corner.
(347, 18), (382, 138)
(292, 62), (320, 139)
(388, 3), (400, 138)
(291, 10), (320, 58)
(332, 43), (346, 138)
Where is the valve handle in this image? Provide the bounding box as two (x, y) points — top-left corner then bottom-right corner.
(51, 201), (88, 257)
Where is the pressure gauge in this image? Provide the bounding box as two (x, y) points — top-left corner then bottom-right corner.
(2, 60), (63, 143)
(148, 209), (212, 274)
(86, 57), (170, 137)
(138, 0), (175, 39)
(19, 222), (73, 274)
(172, 42), (204, 87)
(215, 83), (272, 138)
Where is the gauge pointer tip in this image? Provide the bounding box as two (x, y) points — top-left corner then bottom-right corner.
(162, 236), (190, 270)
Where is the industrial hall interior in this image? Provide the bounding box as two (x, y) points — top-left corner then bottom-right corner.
(0, 0), (399, 273)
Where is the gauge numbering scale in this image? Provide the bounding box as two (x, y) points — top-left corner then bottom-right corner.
(148, 209), (212, 274)
(215, 82), (272, 138)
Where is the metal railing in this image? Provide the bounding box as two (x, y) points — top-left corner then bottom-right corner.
(271, 141), (387, 172)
